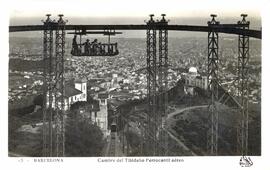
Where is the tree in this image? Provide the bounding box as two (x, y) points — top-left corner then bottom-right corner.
(70, 101), (87, 111)
(65, 112), (105, 156)
(33, 94), (43, 106)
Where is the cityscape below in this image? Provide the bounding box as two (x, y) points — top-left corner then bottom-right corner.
(8, 16), (261, 157)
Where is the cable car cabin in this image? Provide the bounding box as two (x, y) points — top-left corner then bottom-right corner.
(71, 42), (119, 56)
(111, 123), (117, 133)
(69, 30), (121, 57)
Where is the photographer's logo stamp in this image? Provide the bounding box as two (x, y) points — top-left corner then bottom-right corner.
(239, 156), (253, 167)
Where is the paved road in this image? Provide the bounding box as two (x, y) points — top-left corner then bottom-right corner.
(165, 130), (196, 156)
(164, 105), (208, 155)
(117, 105), (208, 156)
(104, 133), (125, 157)
(167, 105), (208, 119)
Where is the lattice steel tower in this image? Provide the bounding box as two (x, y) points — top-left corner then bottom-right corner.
(207, 14), (220, 155)
(42, 14), (67, 157)
(42, 14), (54, 157)
(54, 14), (66, 157)
(157, 14), (169, 156)
(146, 14), (158, 156)
(237, 14), (250, 156)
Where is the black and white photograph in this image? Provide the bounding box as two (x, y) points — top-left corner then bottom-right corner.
(1, 0), (269, 169)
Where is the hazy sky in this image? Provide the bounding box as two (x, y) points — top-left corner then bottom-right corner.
(9, 0), (261, 18)
(8, 0), (262, 38)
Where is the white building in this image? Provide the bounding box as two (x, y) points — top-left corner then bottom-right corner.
(47, 79), (87, 110)
(111, 73), (120, 89)
(183, 67), (208, 95)
(74, 79), (87, 101)
(91, 93), (109, 137)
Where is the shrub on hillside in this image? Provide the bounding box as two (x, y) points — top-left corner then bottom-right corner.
(65, 112), (105, 156)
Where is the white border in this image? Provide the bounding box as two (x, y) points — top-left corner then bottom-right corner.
(1, 0), (269, 170)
